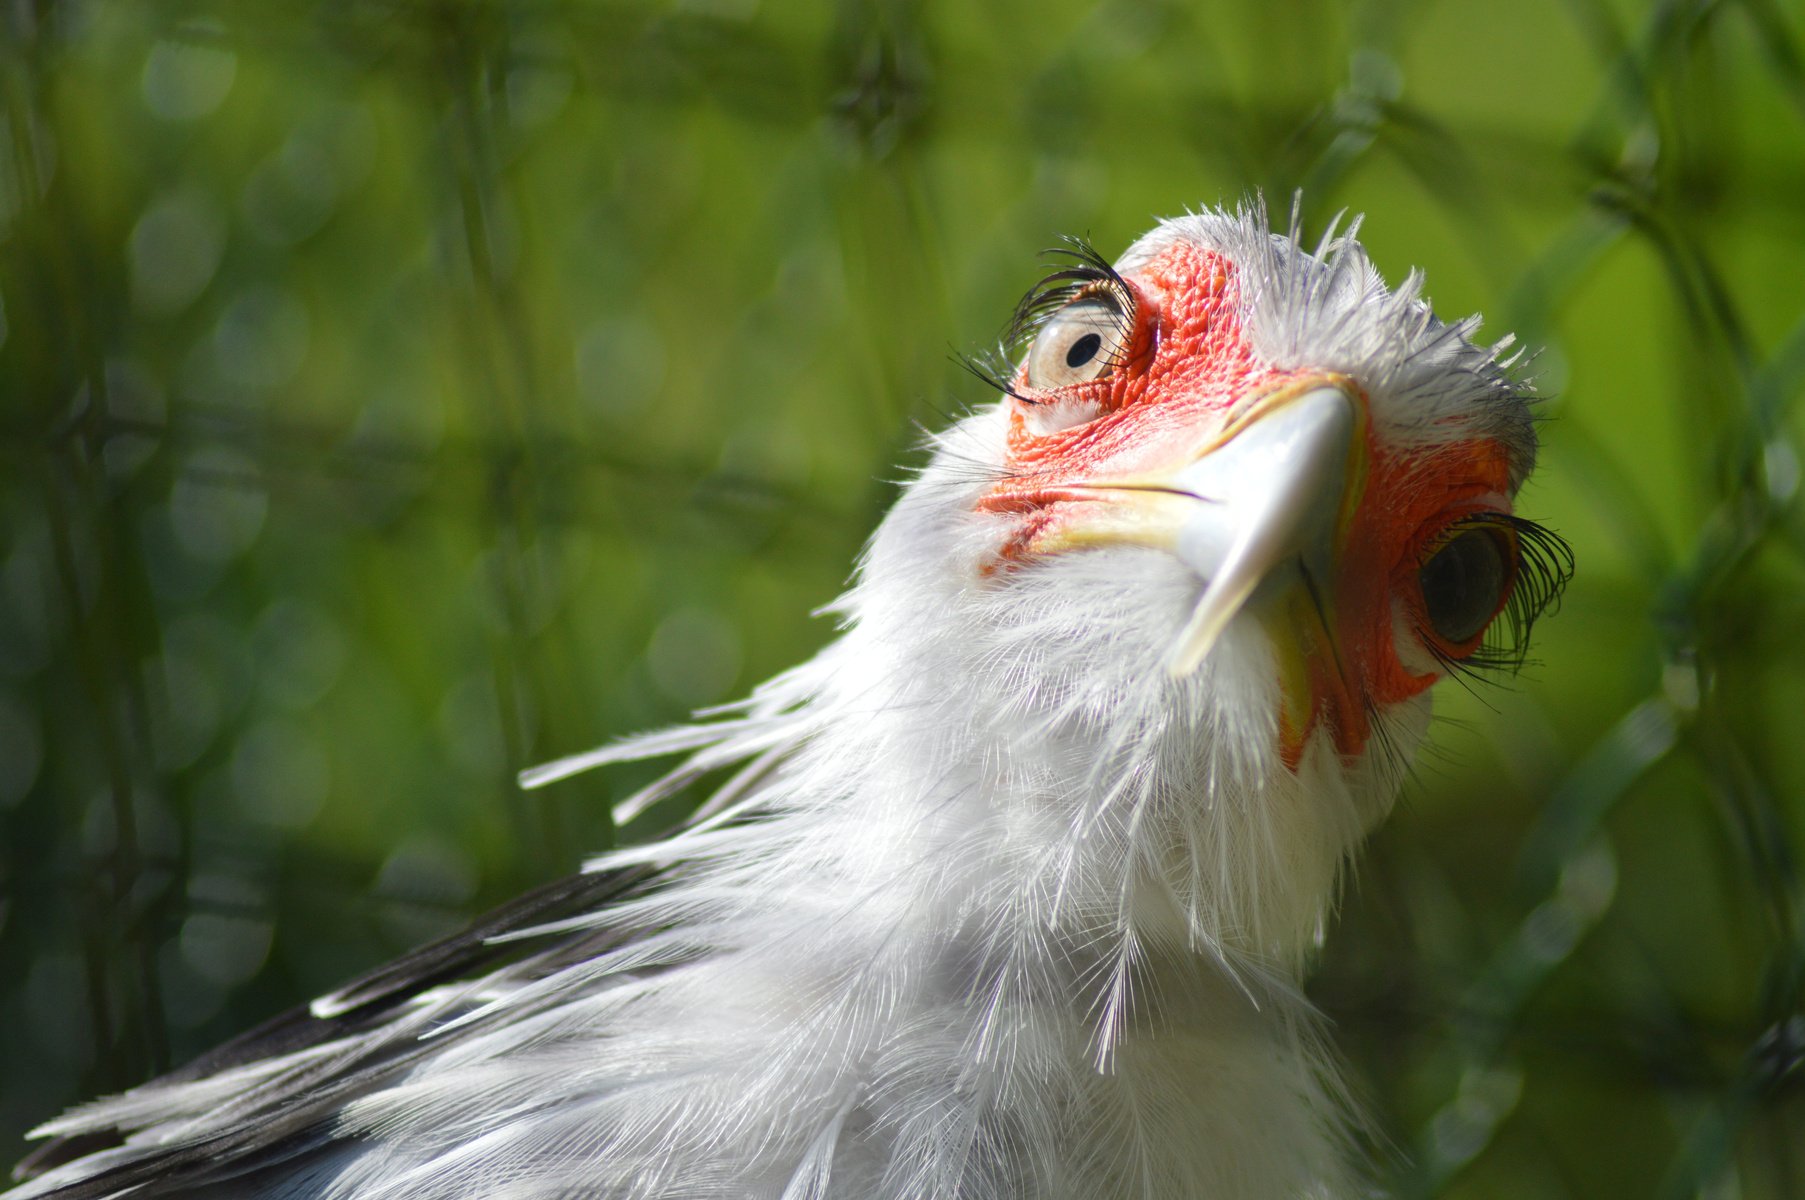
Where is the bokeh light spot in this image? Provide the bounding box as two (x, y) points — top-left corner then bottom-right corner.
(179, 911), (273, 988)
(576, 315), (665, 422)
(646, 606), (742, 708)
(213, 285), (311, 389)
(130, 189), (226, 315)
(252, 599), (347, 711)
(142, 37), (237, 121)
(168, 446), (268, 563)
(0, 688), (43, 807)
(438, 672), (506, 778)
(229, 718), (330, 830)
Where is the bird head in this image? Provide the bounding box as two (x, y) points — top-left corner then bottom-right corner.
(971, 210), (1568, 762)
(841, 203), (1570, 957)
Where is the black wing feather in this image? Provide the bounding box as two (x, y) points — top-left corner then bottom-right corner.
(12, 864), (657, 1196)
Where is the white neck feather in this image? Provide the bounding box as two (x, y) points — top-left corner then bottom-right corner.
(429, 410), (1430, 1199)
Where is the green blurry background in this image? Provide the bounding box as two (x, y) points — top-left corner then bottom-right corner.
(2, 0), (1802, 1195)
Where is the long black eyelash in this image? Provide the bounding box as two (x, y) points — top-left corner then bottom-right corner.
(956, 236), (1137, 405)
(1430, 515), (1575, 680)
(951, 345), (1035, 403)
(1002, 235), (1136, 349)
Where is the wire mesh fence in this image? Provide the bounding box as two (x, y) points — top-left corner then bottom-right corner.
(1, 0), (1801, 1196)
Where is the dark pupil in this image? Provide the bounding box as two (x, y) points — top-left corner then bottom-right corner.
(1065, 331), (1102, 369)
(1419, 529), (1507, 645)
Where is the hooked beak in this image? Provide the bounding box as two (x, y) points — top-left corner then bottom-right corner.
(1032, 379), (1365, 677)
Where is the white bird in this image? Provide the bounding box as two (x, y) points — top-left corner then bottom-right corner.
(10, 200), (1569, 1200)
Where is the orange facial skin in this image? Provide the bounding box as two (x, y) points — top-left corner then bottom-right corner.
(1302, 435), (1513, 766)
(996, 243), (1289, 485)
(976, 240), (1519, 767)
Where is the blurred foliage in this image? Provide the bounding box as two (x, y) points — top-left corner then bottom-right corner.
(2, 0), (1803, 1196)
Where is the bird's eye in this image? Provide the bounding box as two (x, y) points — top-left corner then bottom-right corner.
(1025, 293), (1132, 390)
(1417, 524), (1515, 649)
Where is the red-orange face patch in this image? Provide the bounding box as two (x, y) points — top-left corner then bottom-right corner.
(994, 243), (1297, 488)
(976, 239), (1524, 767)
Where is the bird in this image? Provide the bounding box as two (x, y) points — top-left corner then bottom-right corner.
(9, 199), (1570, 1200)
